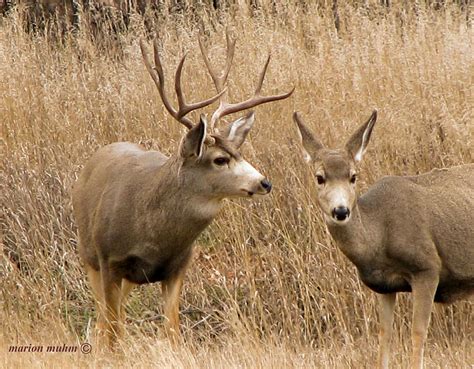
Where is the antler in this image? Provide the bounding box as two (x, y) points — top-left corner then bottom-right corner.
(140, 38), (225, 130)
(199, 32), (295, 130)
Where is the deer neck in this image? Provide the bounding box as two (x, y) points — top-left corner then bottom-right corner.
(326, 198), (377, 266)
(145, 156), (223, 224)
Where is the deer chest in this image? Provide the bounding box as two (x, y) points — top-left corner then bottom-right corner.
(109, 243), (194, 284)
(357, 266), (412, 294)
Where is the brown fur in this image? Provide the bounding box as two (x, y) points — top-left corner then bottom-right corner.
(294, 111), (474, 369)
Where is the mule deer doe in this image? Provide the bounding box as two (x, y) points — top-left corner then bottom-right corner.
(72, 34), (293, 348)
(293, 111), (473, 369)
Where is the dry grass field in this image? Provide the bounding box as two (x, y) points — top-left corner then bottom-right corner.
(1, 2), (473, 368)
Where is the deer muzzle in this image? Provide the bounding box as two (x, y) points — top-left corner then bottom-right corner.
(332, 206), (351, 222)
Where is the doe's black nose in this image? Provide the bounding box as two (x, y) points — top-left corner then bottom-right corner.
(332, 206), (350, 221)
(260, 179), (272, 193)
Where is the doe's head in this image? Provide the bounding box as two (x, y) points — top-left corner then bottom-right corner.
(293, 110), (378, 225)
(179, 112), (271, 199)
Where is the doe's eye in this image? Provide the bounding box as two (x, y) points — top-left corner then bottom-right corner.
(316, 175), (326, 185)
(214, 157), (230, 166)
(350, 174), (357, 184)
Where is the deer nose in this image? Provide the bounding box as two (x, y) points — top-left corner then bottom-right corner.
(260, 179), (272, 193)
(332, 206), (350, 221)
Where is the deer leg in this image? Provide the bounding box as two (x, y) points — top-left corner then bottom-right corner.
(101, 266), (123, 349)
(85, 263), (107, 342)
(161, 247), (195, 345)
(410, 273), (439, 369)
(120, 279), (137, 324)
(162, 271), (186, 345)
(377, 293), (396, 369)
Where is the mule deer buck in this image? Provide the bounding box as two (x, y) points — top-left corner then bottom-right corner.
(293, 111), (473, 369)
(72, 34), (293, 348)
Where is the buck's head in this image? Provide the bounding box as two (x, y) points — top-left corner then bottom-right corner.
(140, 32), (293, 201)
(293, 111), (378, 225)
(178, 112), (271, 198)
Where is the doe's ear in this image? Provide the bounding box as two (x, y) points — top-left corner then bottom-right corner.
(225, 111), (255, 148)
(345, 110), (377, 163)
(180, 114), (207, 159)
(293, 112), (324, 162)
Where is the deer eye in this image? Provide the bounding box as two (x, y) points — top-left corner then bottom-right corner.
(316, 175), (326, 185)
(214, 157), (230, 166)
(350, 174), (357, 184)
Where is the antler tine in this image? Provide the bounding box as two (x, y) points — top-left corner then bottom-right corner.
(198, 31), (236, 95)
(140, 38), (225, 130)
(174, 54), (226, 120)
(198, 37), (219, 91)
(221, 31), (236, 89)
(152, 39), (164, 83)
(255, 54), (271, 95)
(210, 54), (295, 129)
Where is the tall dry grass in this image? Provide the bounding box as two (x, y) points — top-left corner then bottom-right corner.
(1, 2), (473, 368)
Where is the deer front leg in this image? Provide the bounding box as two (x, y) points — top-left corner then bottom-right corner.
(162, 271), (186, 345)
(410, 273), (439, 369)
(101, 267), (123, 350)
(377, 292), (396, 369)
(161, 247), (195, 345)
(85, 263), (108, 346)
(120, 279), (137, 324)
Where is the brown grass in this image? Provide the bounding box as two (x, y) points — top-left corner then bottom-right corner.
(1, 2), (473, 368)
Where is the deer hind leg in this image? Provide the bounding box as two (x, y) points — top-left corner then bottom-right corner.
(100, 266), (123, 349)
(377, 293), (396, 369)
(410, 273), (439, 369)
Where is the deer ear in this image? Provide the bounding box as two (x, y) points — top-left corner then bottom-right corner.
(345, 110), (377, 163)
(293, 112), (324, 162)
(225, 111), (255, 148)
(180, 115), (207, 159)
